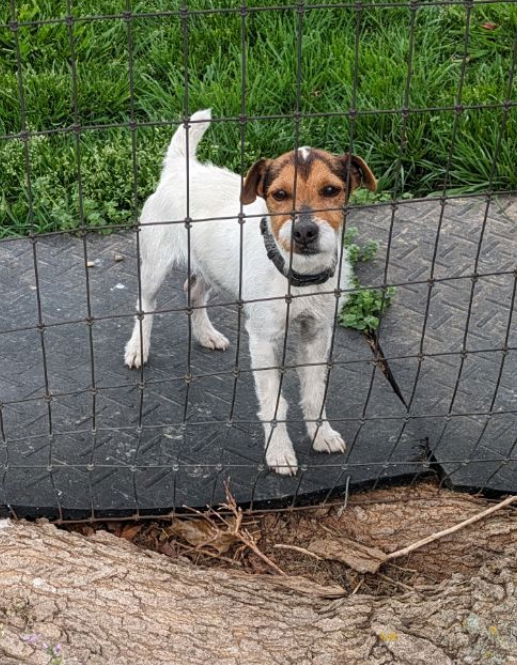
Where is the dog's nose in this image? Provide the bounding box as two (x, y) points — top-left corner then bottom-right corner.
(294, 219), (319, 246)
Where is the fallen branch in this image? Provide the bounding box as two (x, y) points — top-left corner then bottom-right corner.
(1, 484), (517, 664)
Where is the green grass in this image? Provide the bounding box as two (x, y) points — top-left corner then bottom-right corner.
(1, 0), (516, 236)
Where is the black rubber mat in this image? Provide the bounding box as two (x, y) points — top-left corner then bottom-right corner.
(353, 196), (517, 494)
(0, 196), (515, 518)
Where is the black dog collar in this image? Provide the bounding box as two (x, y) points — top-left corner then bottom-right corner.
(260, 217), (335, 287)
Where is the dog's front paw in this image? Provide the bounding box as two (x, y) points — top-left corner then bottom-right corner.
(312, 425), (346, 454)
(197, 328), (230, 351)
(266, 440), (298, 476)
(124, 337), (149, 368)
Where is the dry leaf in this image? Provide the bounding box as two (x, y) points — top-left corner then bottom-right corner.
(107, 522), (123, 537)
(308, 536), (387, 574)
(157, 541), (177, 557)
(481, 22), (497, 30)
(247, 554), (272, 575)
(168, 518), (239, 555)
(120, 524), (143, 542)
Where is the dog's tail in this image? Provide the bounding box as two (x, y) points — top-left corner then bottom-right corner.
(164, 109), (212, 169)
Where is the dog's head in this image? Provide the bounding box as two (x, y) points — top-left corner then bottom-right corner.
(241, 147), (376, 272)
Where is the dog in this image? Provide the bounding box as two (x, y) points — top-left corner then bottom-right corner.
(124, 109), (376, 475)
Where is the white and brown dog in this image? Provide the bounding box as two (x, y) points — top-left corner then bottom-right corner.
(125, 109), (376, 475)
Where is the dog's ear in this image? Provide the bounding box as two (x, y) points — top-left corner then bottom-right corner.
(339, 154), (377, 193)
(241, 158), (270, 205)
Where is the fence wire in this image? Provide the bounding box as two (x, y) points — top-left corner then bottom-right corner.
(0, 0), (516, 522)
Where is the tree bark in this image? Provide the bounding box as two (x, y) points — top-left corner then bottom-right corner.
(0, 492), (516, 665)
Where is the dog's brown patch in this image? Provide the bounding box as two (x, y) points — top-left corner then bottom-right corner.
(242, 148), (376, 249)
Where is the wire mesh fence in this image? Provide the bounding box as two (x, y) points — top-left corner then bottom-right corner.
(0, 0), (516, 522)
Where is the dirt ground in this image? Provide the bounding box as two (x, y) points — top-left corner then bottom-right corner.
(65, 481), (517, 596)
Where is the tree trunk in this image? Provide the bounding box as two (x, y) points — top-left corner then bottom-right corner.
(0, 492), (516, 665)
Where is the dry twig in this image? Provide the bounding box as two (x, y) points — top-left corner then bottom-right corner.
(273, 543), (323, 560)
(384, 494), (517, 564)
(220, 485), (287, 576)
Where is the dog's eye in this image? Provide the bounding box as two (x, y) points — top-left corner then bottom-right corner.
(321, 185), (341, 198)
(272, 189), (288, 202)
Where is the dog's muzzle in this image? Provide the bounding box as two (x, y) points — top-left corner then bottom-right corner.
(260, 217), (335, 287)
(293, 218), (319, 254)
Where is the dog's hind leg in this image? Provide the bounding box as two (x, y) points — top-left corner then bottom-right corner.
(185, 275), (230, 351)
